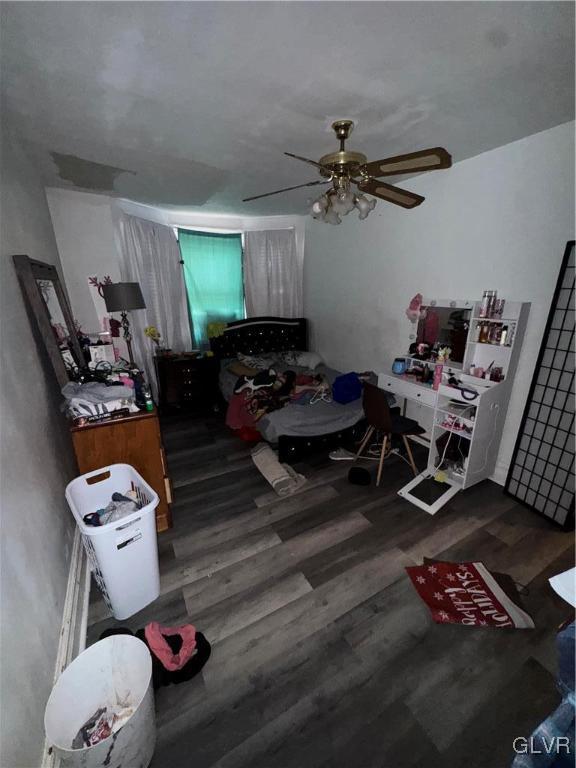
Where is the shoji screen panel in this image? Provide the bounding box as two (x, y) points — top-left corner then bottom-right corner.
(505, 241), (575, 529)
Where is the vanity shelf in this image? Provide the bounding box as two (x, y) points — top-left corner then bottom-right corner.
(434, 423), (473, 440)
(435, 408), (475, 427)
(466, 341), (512, 348)
(471, 317), (518, 323)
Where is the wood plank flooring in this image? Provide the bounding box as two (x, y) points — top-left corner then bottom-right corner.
(87, 413), (574, 768)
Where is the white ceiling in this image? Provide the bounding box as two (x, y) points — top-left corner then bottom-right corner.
(1, 2), (574, 215)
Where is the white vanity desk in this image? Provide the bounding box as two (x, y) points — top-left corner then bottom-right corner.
(379, 370), (438, 446)
(380, 371), (438, 410)
(378, 297), (530, 514)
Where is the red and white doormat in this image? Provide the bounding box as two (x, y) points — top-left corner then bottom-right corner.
(406, 560), (534, 629)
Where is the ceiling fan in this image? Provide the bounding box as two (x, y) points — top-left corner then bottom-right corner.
(243, 120), (452, 224)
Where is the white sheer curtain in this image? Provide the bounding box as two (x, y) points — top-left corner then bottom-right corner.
(114, 213), (192, 399)
(243, 229), (302, 317)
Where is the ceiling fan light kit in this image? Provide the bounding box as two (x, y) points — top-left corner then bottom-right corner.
(243, 120), (452, 224)
(311, 187), (377, 225)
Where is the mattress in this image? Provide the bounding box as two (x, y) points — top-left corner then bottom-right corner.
(219, 361), (364, 442)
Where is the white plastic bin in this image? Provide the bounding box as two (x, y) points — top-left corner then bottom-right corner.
(66, 464), (160, 620)
(45, 635), (155, 768)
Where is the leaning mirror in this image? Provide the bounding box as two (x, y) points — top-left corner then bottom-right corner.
(13, 255), (86, 386)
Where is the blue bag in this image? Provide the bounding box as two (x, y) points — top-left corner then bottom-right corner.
(332, 372), (362, 404)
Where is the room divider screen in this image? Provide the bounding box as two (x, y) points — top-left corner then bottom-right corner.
(505, 241), (575, 529)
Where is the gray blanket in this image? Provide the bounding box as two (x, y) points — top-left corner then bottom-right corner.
(219, 361), (364, 442)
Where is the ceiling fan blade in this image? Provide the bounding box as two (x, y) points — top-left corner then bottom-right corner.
(363, 147), (452, 178)
(358, 179), (424, 209)
(243, 179), (330, 202)
(284, 152), (327, 170)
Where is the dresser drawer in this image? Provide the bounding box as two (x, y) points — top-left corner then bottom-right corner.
(378, 373), (437, 408)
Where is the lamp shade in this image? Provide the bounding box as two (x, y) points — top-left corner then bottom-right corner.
(102, 282), (146, 312)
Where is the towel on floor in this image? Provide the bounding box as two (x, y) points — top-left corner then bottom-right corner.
(251, 443), (306, 496)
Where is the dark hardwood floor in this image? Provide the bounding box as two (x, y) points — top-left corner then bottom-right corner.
(87, 413), (574, 768)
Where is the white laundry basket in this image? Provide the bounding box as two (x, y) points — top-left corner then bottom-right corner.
(66, 464), (160, 620)
(45, 635), (155, 768)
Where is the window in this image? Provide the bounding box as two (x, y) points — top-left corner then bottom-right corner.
(178, 229), (244, 347)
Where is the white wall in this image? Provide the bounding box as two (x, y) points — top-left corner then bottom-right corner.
(46, 188), (122, 335)
(304, 121), (575, 482)
(1, 130), (78, 768)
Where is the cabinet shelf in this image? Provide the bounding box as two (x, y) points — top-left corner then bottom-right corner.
(466, 341), (512, 348)
(426, 464), (466, 486)
(435, 407), (475, 426)
(444, 469), (466, 486)
(434, 422), (473, 440)
(471, 317), (518, 323)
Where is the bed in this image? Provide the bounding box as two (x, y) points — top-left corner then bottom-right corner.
(210, 317), (366, 463)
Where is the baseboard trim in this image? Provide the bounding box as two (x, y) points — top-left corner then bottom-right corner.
(40, 528), (91, 768)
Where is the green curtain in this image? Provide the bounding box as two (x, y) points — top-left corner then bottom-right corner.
(178, 229), (244, 347)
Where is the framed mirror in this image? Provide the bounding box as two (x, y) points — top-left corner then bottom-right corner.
(13, 255), (86, 387)
(413, 301), (472, 364)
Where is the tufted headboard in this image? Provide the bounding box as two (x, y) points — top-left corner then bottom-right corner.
(210, 317), (308, 358)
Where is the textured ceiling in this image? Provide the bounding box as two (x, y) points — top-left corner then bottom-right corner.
(1, 1), (574, 214)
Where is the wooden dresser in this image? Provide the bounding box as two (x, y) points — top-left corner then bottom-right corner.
(70, 408), (172, 532)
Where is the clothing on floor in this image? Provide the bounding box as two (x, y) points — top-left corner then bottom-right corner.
(136, 626), (211, 689)
(99, 625), (212, 689)
(251, 443), (306, 496)
(144, 622), (197, 671)
(329, 447), (356, 461)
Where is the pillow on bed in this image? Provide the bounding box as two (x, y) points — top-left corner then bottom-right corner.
(279, 350), (324, 369)
(227, 360), (260, 377)
(237, 352), (275, 370)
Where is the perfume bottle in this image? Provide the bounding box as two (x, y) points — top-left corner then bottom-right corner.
(479, 290), (497, 318)
(490, 323), (503, 344)
(479, 323), (490, 343)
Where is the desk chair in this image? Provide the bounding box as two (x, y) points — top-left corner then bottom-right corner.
(356, 381), (425, 486)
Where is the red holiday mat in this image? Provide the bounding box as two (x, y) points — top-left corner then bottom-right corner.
(406, 560), (534, 629)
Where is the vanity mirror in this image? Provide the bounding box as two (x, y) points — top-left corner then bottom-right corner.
(412, 300), (472, 364)
(13, 255), (86, 387)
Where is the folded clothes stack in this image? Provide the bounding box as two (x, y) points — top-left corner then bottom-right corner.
(62, 381), (140, 423)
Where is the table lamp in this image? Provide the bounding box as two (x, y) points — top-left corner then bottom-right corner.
(102, 282), (146, 365)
